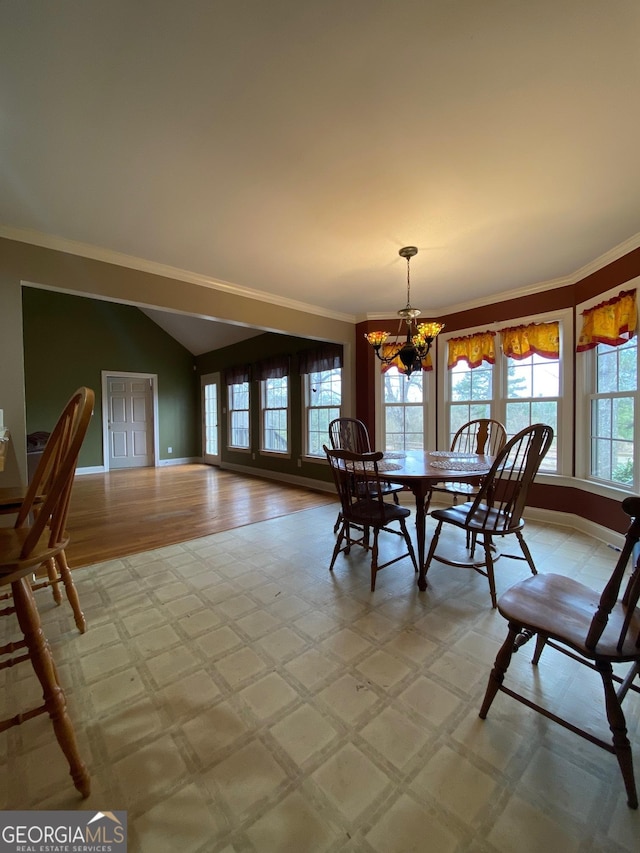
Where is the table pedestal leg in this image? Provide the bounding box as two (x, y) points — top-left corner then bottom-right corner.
(412, 486), (431, 591)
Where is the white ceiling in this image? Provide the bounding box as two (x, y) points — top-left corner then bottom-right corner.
(2, 1), (640, 353)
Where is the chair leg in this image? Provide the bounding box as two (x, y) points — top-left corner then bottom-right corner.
(617, 662), (640, 703)
(423, 520), (443, 579)
(515, 530), (538, 576)
(479, 622), (520, 719)
(370, 529), (380, 591)
(333, 511), (341, 534)
(55, 551), (87, 634)
(329, 526), (345, 572)
(482, 534), (498, 608)
(12, 576), (91, 798)
(532, 632), (548, 664)
(398, 518), (419, 573)
(44, 558), (63, 605)
(597, 661), (638, 808)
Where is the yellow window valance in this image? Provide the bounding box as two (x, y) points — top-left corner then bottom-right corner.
(501, 321), (560, 360)
(380, 343), (433, 374)
(576, 289), (637, 352)
(447, 331), (496, 369)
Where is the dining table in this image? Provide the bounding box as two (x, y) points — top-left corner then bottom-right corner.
(376, 449), (494, 590)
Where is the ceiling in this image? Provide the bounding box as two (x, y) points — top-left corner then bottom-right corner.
(2, 1), (640, 354)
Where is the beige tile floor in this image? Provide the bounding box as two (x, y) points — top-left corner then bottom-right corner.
(2, 502), (640, 852)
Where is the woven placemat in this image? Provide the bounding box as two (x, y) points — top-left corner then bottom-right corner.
(430, 460), (489, 471)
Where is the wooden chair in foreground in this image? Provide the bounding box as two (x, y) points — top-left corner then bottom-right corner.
(324, 445), (418, 591)
(479, 494), (640, 808)
(0, 386), (94, 798)
(429, 418), (507, 506)
(0, 390), (95, 633)
(423, 423), (554, 607)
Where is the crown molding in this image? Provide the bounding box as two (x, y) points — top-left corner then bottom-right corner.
(0, 225), (356, 325)
(3, 223), (640, 327)
(361, 231), (640, 322)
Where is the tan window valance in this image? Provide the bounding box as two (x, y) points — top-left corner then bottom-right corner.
(224, 365), (251, 385)
(298, 343), (343, 375)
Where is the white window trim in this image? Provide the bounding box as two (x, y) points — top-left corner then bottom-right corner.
(374, 362), (437, 451)
(227, 381), (251, 452)
(259, 376), (291, 458)
(575, 276), (640, 494)
(301, 368), (343, 462)
(435, 307), (573, 476)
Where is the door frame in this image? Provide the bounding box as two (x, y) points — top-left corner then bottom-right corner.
(101, 371), (159, 472)
(201, 371), (221, 466)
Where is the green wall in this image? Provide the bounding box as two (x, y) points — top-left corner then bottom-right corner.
(22, 287), (199, 467)
(196, 334), (336, 484)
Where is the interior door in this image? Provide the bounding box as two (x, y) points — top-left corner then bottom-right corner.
(201, 372), (221, 466)
(107, 375), (155, 469)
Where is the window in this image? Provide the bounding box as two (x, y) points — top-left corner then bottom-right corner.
(228, 381), (250, 449)
(305, 368), (342, 457)
(578, 285), (639, 491)
(440, 314), (569, 474)
(588, 337), (637, 487)
(505, 352), (560, 472)
(383, 367), (426, 450)
(261, 375), (289, 454)
(449, 360), (493, 448)
(299, 343), (343, 458)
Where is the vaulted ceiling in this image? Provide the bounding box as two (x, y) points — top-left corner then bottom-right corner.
(2, 1), (640, 353)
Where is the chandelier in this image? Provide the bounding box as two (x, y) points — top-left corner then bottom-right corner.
(365, 246), (444, 376)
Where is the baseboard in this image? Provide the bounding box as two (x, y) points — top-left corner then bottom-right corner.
(405, 492), (625, 549)
(221, 461), (335, 494)
(157, 456), (199, 467)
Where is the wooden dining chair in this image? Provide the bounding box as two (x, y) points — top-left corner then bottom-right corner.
(0, 386), (94, 798)
(429, 418), (507, 505)
(479, 494), (640, 808)
(328, 417), (404, 534)
(0, 389), (95, 633)
(324, 445), (418, 591)
(423, 423), (554, 607)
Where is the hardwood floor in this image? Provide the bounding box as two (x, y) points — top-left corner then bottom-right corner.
(65, 464), (335, 568)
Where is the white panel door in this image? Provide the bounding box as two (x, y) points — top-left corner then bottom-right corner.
(107, 376), (154, 469)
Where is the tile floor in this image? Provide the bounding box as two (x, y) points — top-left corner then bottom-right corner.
(1, 502), (639, 852)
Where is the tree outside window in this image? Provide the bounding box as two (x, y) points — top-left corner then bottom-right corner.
(228, 381), (249, 449)
(262, 376), (289, 453)
(306, 368), (341, 457)
(383, 368), (425, 450)
(590, 337), (637, 486)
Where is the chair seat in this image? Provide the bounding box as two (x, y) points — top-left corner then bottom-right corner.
(350, 499), (411, 526)
(0, 527), (70, 581)
(378, 480), (405, 496)
(499, 573), (640, 661)
(431, 502), (525, 535)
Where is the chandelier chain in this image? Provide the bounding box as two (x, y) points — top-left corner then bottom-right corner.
(406, 254), (411, 307)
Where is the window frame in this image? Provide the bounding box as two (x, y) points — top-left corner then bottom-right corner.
(260, 375), (290, 457)
(576, 278), (640, 497)
(302, 366), (343, 459)
(227, 380), (251, 451)
(436, 307), (573, 477)
(375, 363), (436, 451)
